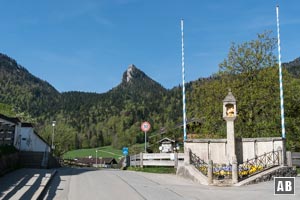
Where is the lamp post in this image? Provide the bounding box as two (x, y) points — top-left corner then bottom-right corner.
(51, 121), (56, 150)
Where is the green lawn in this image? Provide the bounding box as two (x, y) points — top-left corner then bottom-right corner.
(63, 146), (123, 161)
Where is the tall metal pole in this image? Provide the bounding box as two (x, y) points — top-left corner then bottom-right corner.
(144, 131), (147, 152)
(51, 121), (56, 150)
(276, 5), (286, 139)
(181, 19), (187, 141)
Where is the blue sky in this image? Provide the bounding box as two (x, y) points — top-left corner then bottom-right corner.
(0, 0), (299, 93)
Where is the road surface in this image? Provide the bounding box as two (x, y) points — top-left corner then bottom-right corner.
(1, 168), (299, 200)
(43, 168), (300, 200)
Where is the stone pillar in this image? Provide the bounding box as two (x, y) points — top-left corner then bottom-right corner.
(208, 160), (213, 184)
(286, 151), (292, 167)
(226, 118), (236, 164)
(232, 155), (238, 184)
(223, 90), (237, 164)
(184, 148), (191, 165)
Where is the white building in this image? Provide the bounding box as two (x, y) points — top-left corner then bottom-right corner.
(0, 114), (50, 152)
(17, 123), (50, 152)
(158, 137), (176, 153)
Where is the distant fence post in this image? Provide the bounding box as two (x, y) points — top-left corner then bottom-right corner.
(140, 152), (143, 168)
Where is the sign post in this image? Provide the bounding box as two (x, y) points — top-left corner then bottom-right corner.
(141, 121), (151, 153)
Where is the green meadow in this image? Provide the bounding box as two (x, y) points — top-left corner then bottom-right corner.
(63, 146), (123, 161)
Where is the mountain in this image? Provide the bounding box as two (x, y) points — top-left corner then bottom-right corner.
(0, 53), (178, 151)
(0, 53), (61, 117)
(60, 64), (174, 139)
(108, 64), (168, 113)
(1, 52), (300, 153)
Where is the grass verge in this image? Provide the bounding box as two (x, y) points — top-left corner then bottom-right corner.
(126, 166), (176, 174)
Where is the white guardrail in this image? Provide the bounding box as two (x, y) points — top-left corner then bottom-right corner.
(130, 153), (184, 168)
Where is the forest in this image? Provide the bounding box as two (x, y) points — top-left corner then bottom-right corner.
(0, 30), (299, 156)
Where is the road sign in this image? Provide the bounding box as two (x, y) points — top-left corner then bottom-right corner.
(141, 121), (151, 132)
(122, 147), (129, 156)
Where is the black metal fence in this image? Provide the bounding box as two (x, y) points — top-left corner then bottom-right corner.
(238, 150), (281, 180)
(190, 151), (208, 176)
(190, 149), (282, 180)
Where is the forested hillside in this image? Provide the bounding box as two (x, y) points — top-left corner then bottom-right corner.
(0, 54), (61, 118)
(283, 57), (300, 78)
(0, 31), (299, 155)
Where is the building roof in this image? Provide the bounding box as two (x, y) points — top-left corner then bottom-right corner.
(21, 123), (34, 127)
(158, 137), (175, 144)
(223, 90), (236, 102)
(0, 113), (20, 124)
(34, 130), (50, 148)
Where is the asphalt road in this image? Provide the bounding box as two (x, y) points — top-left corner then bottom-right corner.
(41, 167), (300, 200)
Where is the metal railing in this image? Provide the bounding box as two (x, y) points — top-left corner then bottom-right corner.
(238, 150), (282, 179)
(190, 150), (282, 181)
(190, 151), (208, 176)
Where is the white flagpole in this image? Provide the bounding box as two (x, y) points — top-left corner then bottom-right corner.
(181, 19), (187, 141)
(276, 5), (286, 139)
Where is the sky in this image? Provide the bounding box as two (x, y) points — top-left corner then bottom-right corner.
(0, 0), (299, 93)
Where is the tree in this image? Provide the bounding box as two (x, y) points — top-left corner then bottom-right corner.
(216, 31), (280, 137)
(219, 30), (277, 77)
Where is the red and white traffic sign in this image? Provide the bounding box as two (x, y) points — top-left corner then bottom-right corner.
(141, 121), (151, 132)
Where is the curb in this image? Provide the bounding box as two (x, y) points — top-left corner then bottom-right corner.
(32, 169), (57, 200)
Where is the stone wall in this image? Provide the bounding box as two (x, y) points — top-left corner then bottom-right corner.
(185, 137), (283, 164)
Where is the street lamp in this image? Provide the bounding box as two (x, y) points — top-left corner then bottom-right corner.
(51, 121), (56, 150)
